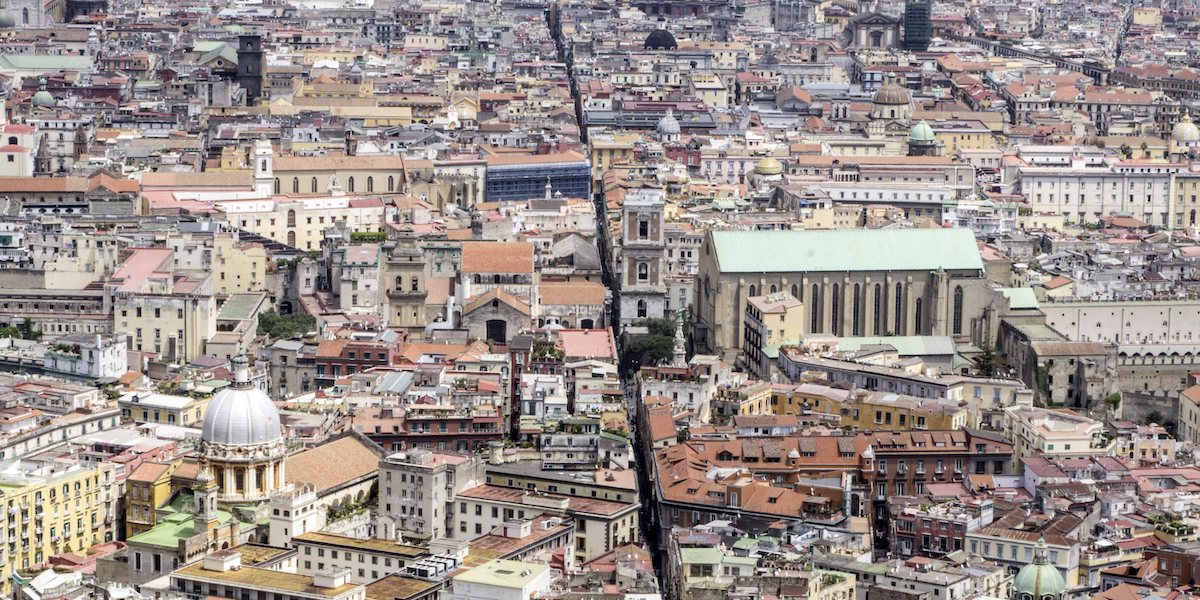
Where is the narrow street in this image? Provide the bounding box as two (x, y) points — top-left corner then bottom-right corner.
(546, 2), (665, 589)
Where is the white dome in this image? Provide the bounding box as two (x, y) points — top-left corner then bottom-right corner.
(201, 356), (282, 447)
(1174, 113), (1200, 143)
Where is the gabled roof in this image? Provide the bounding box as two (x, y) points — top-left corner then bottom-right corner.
(463, 288), (530, 317)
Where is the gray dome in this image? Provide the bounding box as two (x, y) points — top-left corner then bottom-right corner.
(0, 10), (15, 29)
(657, 109), (681, 135)
(201, 356), (282, 447)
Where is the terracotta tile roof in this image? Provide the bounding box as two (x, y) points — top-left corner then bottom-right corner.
(538, 281), (607, 306)
(128, 461), (171, 483)
(286, 432), (384, 495)
(460, 241), (533, 274)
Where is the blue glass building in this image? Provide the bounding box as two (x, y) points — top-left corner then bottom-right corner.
(484, 155), (591, 201)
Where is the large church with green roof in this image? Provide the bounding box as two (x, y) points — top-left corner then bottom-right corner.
(694, 228), (998, 361)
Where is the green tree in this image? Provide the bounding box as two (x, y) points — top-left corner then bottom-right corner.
(0, 325), (19, 339)
(257, 310), (316, 340)
(633, 318), (675, 338)
(973, 339), (1000, 377)
(1119, 144), (1133, 159)
(1105, 393), (1121, 411)
(624, 334), (675, 371)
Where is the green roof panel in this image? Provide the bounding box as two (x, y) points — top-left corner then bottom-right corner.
(710, 229), (984, 274)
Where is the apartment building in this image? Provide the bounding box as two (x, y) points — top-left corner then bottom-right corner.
(0, 459), (117, 595)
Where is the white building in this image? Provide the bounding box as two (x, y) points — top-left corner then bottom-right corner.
(43, 333), (128, 379)
(1017, 160), (1180, 228)
(519, 374), (568, 421)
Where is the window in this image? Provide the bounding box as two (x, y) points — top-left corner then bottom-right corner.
(894, 283), (903, 332)
(637, 262), (648, 281)
(914, 298), (923, 335)
(852, 283), (862, 336)
(831, 283), (841, 335)
(952, 286), (964, 335)
(873, 283), (884, 335)
(810, 284), (821, 333)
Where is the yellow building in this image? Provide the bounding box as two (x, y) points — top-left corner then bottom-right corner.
(125, 461), (179, 538)
(743, 292), (805, 379)
(107, 248), (217, 363)
(688, 72), (729, 109)
(0, 461), (115, 594)
(118, 392), (209, 427)
(929, 120), (997, 153)
(771, 383), (970, 430)
(1173, 171), (1200, 229)
(712, 381), (772, 419)
(1132, 6), (1162, 27)
(588, 132), (642, 183)
(211, 234), (268, 295)
(293, 78), (373, 100)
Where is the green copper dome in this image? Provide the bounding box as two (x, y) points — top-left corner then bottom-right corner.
(32, 90), (54, 107)
(1014, 539), (1066, 600)
(910, 120), (935, 143)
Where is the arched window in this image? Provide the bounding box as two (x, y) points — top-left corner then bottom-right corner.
(810, 283), (821, 333)
(791, 284), (799, 299)
(952, 285), (964, 335)
(831, 283), (842, 336)
(637, 299), (647, 318)
(748, 284), (757, 297)
(388, 175), (395, 192)
(21, 8), (28, 24)
(311, 177), (318, 193)
(637, 262), (649, 281)
(274, 178), (280, 194)
(873, 283), (884, 335)
(769, 284), (777, 294)
(894, 283), (904, 333)
(852, 283), (862, 336)
(287, 209), (296, 228)
(366, 176), (374, 192)
(347, 177), (355, 192)
(914, 298), (924, 335)
(292, 178), (299, 194)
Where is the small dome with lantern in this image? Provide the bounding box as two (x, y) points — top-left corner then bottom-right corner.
(755, 156), (783, 176)
(910, 120), (935, 142)
(31, 78), (54, 108)
(1173, 112), (1200, 143)
(1013, 539), (1067, 600)
(657, 109), (681, 137)
(872, 73), (911, 106)
(644, 27), (677, 50)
